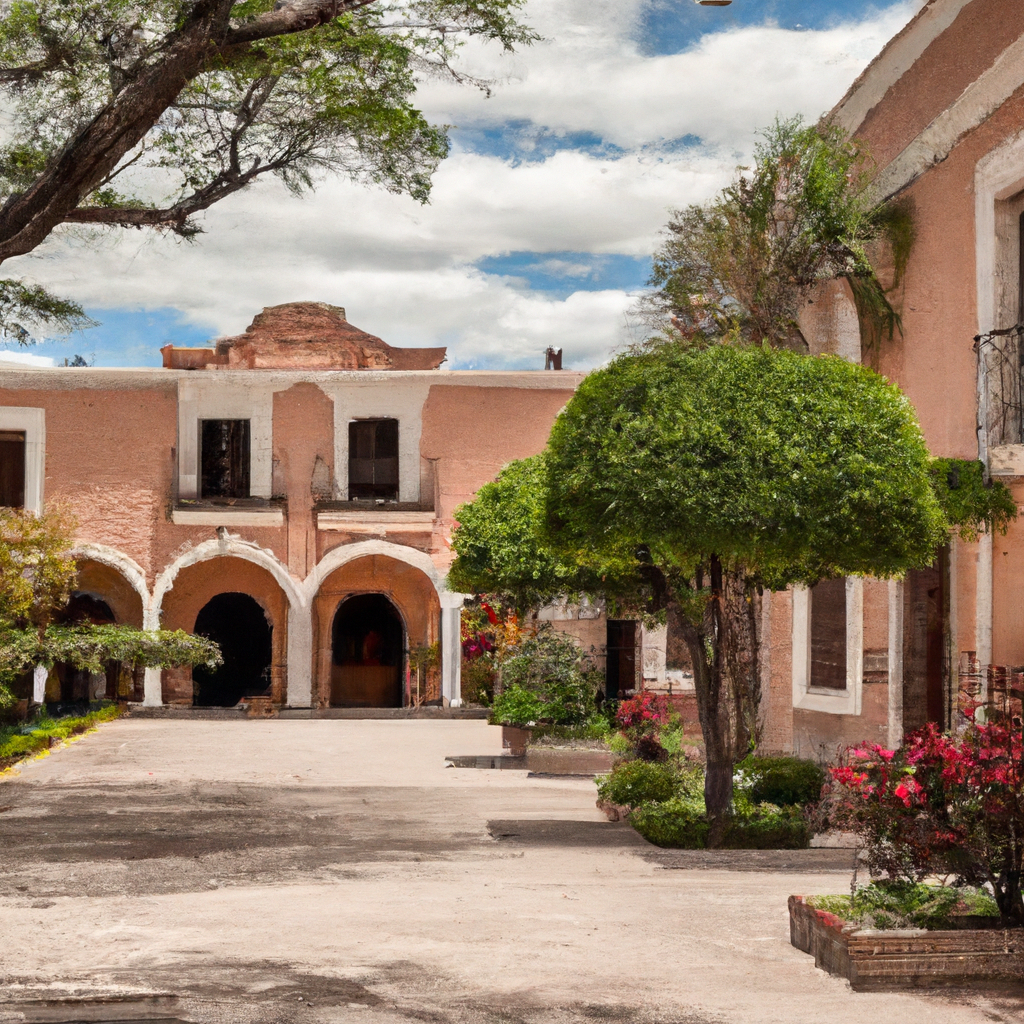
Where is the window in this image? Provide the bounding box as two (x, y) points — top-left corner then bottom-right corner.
(348, 419), (399, 500)
(810, 578), (847, 690)
(0, 430), (25, 508)
(200, 419), (250, 498)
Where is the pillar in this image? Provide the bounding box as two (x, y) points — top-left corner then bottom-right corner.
(440, 593), (464, 707)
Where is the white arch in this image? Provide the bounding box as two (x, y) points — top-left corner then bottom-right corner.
(302, 538), (446, 604)
(71, 542), (151, 612)
(153, 536), (303, 616)
(148, 536), (307, 710)
(303, 539), (464, 707)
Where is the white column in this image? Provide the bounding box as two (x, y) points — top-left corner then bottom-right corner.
(977, 530), (993, 705)
(32, 664), (47, 704)
(286, 601), (313, 707)
(142, 602), (164, 706)
(440, 594), (464, 707)
(142, 667), (163, 707)
(887, 579), (904, 749)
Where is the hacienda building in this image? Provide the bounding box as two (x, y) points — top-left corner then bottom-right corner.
(0, 301), (589, 711)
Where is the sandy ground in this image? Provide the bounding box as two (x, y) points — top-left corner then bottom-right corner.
(0, 717), (1021, 1024)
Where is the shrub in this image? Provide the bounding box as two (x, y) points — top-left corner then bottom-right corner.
(630, 798), (710, 849)
(825, 719), (1024, 926)
(489, 685), (545, 726)
(598, 759), (678, 807)
(0, 702), (122, 765)
(809, 882), (999, 930)
(629, 797), (810, 850)
(737, 755), (825, 806)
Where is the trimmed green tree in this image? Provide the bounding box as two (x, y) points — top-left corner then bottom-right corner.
(541, 344), (946, 827)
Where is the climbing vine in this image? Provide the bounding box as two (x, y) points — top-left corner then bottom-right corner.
(929, 458), (1018, 541)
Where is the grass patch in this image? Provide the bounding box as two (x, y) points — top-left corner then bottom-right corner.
(0, 703), (123, 771)
(808, 882), (999, 930)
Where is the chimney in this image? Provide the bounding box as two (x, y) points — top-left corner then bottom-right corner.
(544, 347), (563, 370)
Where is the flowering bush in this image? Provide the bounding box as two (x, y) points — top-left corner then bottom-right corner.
(616, 691), (671, 761)
(826, 718), (1024, 926)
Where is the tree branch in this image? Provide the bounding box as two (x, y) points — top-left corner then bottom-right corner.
(225, 0), (381, 46)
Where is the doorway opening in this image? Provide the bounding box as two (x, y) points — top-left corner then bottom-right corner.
(606, 619), (637, 700)
(192, 592), (273, 707)
(331, 594), (404, 707)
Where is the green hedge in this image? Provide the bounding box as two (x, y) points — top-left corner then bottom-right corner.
(0, 703), (122, 766)
(630, 798), (810, 850)
(736, 755), (825, 806)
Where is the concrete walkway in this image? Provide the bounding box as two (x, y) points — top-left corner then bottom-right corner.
(0, 718), (1019, 1023)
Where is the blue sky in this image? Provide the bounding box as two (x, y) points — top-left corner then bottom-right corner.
(4, 0), (921, 370)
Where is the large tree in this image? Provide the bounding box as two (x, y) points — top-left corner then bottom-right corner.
(0, 0), (531, 340)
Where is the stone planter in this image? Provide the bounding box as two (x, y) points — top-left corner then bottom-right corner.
(789, 894), (1024, 990)
(500, 725), (532, 757)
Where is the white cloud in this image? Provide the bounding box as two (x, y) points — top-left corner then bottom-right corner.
(0, 350), (55, 367)
(2, 1), (922, 370)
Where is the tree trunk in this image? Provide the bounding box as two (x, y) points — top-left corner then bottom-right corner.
(668, 557), (762, 846)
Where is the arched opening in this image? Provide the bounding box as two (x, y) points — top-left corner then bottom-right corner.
(331, 594), (404, 707)
(192, 593), (273, 707)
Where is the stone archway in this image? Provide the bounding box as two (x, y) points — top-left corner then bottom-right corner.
(157, 556), (290, 706)
(311, 553), (440, 708)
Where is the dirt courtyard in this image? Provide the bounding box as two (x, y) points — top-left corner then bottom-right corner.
(0, 717), (1020, 1024)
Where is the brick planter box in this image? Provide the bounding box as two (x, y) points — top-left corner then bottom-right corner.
(789, 895), (1024, 990)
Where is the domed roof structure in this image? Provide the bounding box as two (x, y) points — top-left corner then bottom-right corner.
(161, 302), (446, 371)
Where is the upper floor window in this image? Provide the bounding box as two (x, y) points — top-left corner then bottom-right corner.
(349, 419), (398, 500)
(0, 430), (25, 508)
(809, 578), (847, 690)
(200, 419), (250, 498)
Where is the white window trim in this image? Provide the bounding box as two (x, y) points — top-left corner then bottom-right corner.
(792, 578), (863, 716)
(0, 406), (44, 513)
(177, 384), (273, 499)
(331, 391), (425, 504)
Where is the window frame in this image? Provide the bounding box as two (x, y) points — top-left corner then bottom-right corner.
(0, 407), (43, 513)
(792, 577), (864, 715)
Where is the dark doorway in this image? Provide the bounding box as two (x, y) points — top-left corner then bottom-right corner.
(192, 593), (272, 707)
(0, 430), (25, 508)
(53, 593), (120, 708)
(200, 419), (251, 498)
(904, 551), (948, 732)
(331, 594), (404, 707)
(606, 620), (637, 699)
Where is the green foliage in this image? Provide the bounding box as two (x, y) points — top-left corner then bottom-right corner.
(545, 344), (946, 589)
(489, 684), (544, 727)
(0, 0), (534, 325)
(0, 623), (221, 676)
(929, 458), (1017, 541)
(809, 882), (999, 931)
(0, 279), (95, 345)
(643, 117), (907, 351)
(460, 657), (494, 705)
(0, 505), (77, 629)
(0, 701), (122, 766)
(597, 759), (678, 807)
(630, 797), (710, 848)
(736, 754), (825, 807)
(630, 797), (810, 850)
(497, 628), (596, 725)
(450, 455), (642, 612)
(597, 756), (704, 808)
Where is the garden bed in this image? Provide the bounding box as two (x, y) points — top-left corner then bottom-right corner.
(789, 895), (1024, 990)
